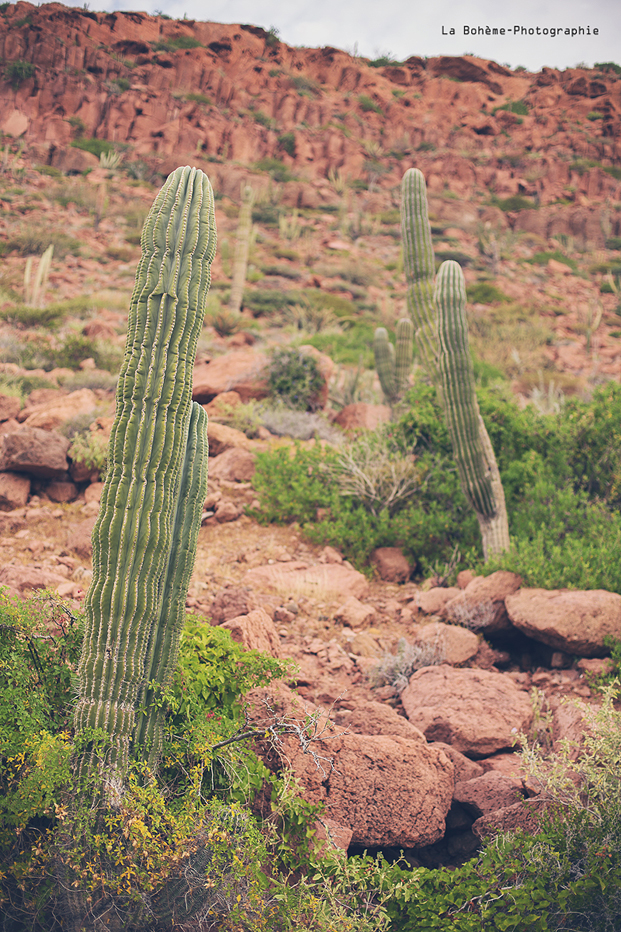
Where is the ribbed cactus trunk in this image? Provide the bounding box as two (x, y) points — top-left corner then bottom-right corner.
(401, 168), (509, 559)
(228, 184), (254, 314)
(435, 260), (510, 560)
(373, 317), (414, 408)
(73, 166), (216, 784)
(402, 168), (439, 382)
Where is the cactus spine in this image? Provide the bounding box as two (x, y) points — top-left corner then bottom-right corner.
(228, 183), (254, 314)
(402, 168), (509, 559)
(373, 317), (414, 407)
(73, 166), (216, 781)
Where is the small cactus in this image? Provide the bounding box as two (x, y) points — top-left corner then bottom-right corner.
(373, 317), (413, 407)
(401, 169), (509, 559)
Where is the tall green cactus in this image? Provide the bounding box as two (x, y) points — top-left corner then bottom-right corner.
(228, 183), (254, 314)
(373, 317), (413, 407)
(73, 165), (216, 780)
(402, 168), (509, 559)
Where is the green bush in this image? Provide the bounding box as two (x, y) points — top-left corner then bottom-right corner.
(495, 195), (536, 212)
(358, 94), (383, 114)
(5, 59), (34, 87)
(494, 99), (529, 116)
(267, 348), (325, 410)
(305, 320), (376, 367)
(467, 282), (510, 304)
(70, 137), (115, 159)
(278, 131), (296, 157)
(527, 249), (578, 271)
(253, 157), (295, 182)
(606, 236), (621, 251)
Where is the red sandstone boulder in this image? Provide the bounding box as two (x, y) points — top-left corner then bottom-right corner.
(417, 586), (461, 615)
(0, 427), (70, 479)
(214, 499), (241, 522)
(209, 447), (256, 482)
(203, 391), (243, 418)
(207, 421), (250, 456)
(371, 547), (411, 583)
(65, 517), (97, 559)
(0, 471), (30, 509)
(333, 700), (427, 742)
(193, 350), (269, 403)
(333, 403), (391, 432)
(334, 596), (376, 628)
(244, 561), (369, 601)
(472, 797), (548, 840)
(453, 771), (525, 819)
(0, 564), (70, 594)
(429, 743), (484, 782)
(505, 588), (621, 657)
(23, 389), (98, 431)
(209, 586), (258, 625)
(0, 394), (20, 422)
(220, 608), (281, 657)
(46, 480), (78, 503)
(401, 666), (533, 758)
(414, 621), (479, 666)
(444, 571), (522, 634)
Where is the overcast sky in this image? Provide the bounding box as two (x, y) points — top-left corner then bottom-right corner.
(61, 0), (619, 72)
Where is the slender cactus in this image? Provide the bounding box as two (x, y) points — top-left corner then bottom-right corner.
(401, 169), (509, 558)
(73, 165), (216, 782)
(228, 183), (254, 314)
(373, 317), (413, 407)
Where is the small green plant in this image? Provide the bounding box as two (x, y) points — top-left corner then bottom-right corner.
(495, 194), (536, 211)
(494, 99), (529, 116)
(528, 249), (578, 271)
(467, 281), (510, 304)
(5, 59), (34, 87)
(253, 157), (295, 182)
(370, 635), (446, 692)
(595, 61), (621, 74)
(606, 236), (621, 250)
(185, 91), (212, 105)
(358, 94), (383, 114)
(278, 131), (296, 157)
(68, 428), (108, 478)
(267, 348), (324, 410)
(70, 137), (115, 159)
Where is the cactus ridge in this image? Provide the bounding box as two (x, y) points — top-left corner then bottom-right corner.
(75, 167), (216, 776)
(134, 401), (210, 762)
(435, 260), (495, 517)
(401, 168), (438, 378)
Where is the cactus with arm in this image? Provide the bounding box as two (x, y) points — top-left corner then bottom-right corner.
(73, 165), (216, 782)
(401, 168), (509, 558)
(373, 317), (414, 408)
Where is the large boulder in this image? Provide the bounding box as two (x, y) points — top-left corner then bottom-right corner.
(453, 771), (525, 819)
(333, 403), (391, 432)
(23, 389), (98, 431)
(0, 426), (70, 478)
(193, 350), (269, 403)
(209, 585), (258, 625)
(220, 608), (281, 657)
(244, 561), (369, 601)
(401, 666), (533, 758)
(0, 393), (20, 422)
(0, 564), (70, 594)
(443, 571), (521, 634)
(206, 421), (250, 456)
(505, 588), (621, 657)
(414, 621), (479, 666)
(371, 547), (411, 583)
(333, 700), (427, 742)
(209, 447), (256, 482)
(248, 685), (454, 848)
(0, 471), (30, 509)
(417, 586), (461, 615)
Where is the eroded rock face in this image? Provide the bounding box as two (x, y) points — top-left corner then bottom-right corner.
(209, 585), (257, 625)
(0, 426), (70, 479)
(505, 588), (621, 657)
(401, 666), (533, 758)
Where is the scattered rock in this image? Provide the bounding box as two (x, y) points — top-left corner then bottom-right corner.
(371, 547), (411, 583)
(577, 657), (614, 677)
(0, 394), (20, 422)
(417, 586), (461, 615)
(244, 562), (369, 601)
(220, 608), (281, 657)
(23, 389), (98, 431)
(453, 771), (525, 819)
(0, 564), (70, 594)
(505, 588), (621, 657)
(318, 546), (343, 564)
(472, 797), (548, 840)
(207, 421), (250, 456)
(333, 700), (427, 742)
(47, 480), (78, 503)
(414, 621), (479, 666)
(0, 471), (30, 509)
(209, 447), (256, 482)
(334, 596), (376, 628)
(84, 482), (104, 505)
(203, 391), (243, 418)
(444, 571), (522, 634)
(349, 631), (382, 657)
(429, 744), (485, 782)
(209, 585), (258, 624)
(193, 350), (269, 403)
(333, 403), (391, 431)
(214, 499), (241, 522)
(0, 427), (70, 479)
(65, 517), (97, 559)
(401, 666), (533, 758)
(457, 569), (476, 589)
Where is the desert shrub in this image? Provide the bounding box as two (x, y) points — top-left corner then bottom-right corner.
(41, 332), (121, 372)
(243, 288), (293, 316)
(494, 99), (529, 116)
(0, 303), (66, 327)
(369, 636), (446, 692)
(1, 228), (80, 258)
(278, 131), (296, 157)
(606, 236), (621, 251)
(253, 157), (295, 182)
(185, 91), (212, 105)
(528, 249), (578, 271)
(5, 59), (34, 87)
(358, 94), (382, 114)
(306, 320), (377, 367)
(495, 195), (536, 212)
(70, 137), (115, 159)
(260, 406), (343, 442)
(467, 281), (510, 304)
(267, 348), (324, 410)
(68, 429), (108, 478)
